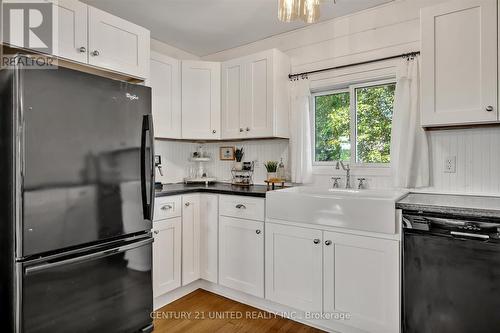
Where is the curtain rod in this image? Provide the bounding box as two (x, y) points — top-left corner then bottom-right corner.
(288, 51), (420, 80)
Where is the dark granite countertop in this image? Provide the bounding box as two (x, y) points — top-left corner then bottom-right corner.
(397, 193), (500, 219)
(155, 183), (273, 198)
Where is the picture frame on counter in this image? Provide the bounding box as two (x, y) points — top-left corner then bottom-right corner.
(220, 146), (235, 160)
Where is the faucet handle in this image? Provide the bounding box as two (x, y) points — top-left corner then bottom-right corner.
(357, 178), (367, 189)
(332, 177), (341, 188)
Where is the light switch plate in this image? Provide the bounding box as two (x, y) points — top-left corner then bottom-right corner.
(444, 156), (456, 173)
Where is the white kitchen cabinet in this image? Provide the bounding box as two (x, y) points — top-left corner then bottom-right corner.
(153, 217), (182, 297)
(181, 194), (201, 285)
(50, 0), (88, 63)
(219, 216), (264, 297)
(323, 232), (399, 333)
(265, 223), (323, 313)
(200, 194), (218, 284)
(149, 52), (181, 139)
(421, 0), (498, 126)
(88, 6), (150, 78)
(181, 61), (221, 140)
(221, 49), (290, 139)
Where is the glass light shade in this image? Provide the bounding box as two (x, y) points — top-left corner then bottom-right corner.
(301, 0), (320, 23)
(278, 0), (300, 22)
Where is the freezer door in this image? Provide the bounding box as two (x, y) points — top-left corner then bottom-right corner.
(20, 66), (154, 257)
(21, 237), (153, 333)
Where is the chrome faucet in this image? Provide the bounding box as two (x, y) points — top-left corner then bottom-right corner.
(336, 161), (351, 189)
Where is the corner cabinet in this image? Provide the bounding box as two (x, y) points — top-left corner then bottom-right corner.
(181, 61), (221, 140)
(421, 0), (498, 126)
(149, 52), (181, 139)
(200, 194), (219, 284)
(181, 194), (201, 286)
(221, 49), (290, 139)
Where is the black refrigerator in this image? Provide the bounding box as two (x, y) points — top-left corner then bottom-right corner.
(0, 57), (155, 333)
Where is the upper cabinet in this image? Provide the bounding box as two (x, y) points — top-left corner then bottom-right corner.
(181, 61), (221, 140)
(149, 52), (181, 139)
(88, 6), (150, 78)
(10, 0), (150, 79)
(221, 49), (290, 139)
(421, 0), (498, 126)
(51, 0), (88, 63)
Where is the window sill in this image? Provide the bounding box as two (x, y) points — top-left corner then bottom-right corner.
(312, 165), (393, 177)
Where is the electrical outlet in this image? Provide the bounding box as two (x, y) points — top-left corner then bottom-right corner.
(444, 156), (456, 173)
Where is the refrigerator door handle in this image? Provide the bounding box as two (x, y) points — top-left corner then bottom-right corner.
(24, 238), (153, 276)
(141, 115), (152, 220)
(148, 114), (155, 222)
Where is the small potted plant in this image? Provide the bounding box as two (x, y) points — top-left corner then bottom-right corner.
(234, 147), (244, 170)
(264, 161), (278, 181)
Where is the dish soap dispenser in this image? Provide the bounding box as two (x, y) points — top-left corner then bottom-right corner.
(277, 158), (286, 181)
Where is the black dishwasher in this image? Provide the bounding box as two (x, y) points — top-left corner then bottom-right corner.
(402, 212), (500, 333)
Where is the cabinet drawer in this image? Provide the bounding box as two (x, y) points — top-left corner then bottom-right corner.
(219, 195), (265, 221)
(154, 196), (181, 221)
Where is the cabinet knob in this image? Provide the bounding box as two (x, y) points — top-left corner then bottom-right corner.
(256, 230), (262, 235)
(154, 230), (159, 235)
(185, 202), (190, 207)
(325, 240), (332, 246)
(212, 130), (217, 134)
(313, 238), (320, 244)
(486, 105), (494, 112)
(79, 46), (86, 53)
(246, 127), (250, 132)
(91, 50), (100, 56)
(239, 128), (244, 132)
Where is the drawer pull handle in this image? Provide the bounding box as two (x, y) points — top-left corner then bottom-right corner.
(313, 239), (320, 244)
(161, 204), (173, 211)
(235, 204), (246, 209)
(256, 230), (262, 235)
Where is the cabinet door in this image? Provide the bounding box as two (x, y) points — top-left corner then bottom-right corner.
(181, 61), (221, 140)
(149, 52), (181, 139)
(88, 6), (150, 78)
(421, 0), (498, 126)
(200, 194), (218, 283)
(51, 0), (88, 63)
(182, 194), (200, 285)
(219, 216), (264, 297)
(323, 232), (399, 333)
(153, 217), (181, 297)
(221, 60), (245, 139)
(243, 51), (274, 137)
(265, 223), (323, 312)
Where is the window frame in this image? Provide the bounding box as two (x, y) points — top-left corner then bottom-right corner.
(311, 78), (397, 169)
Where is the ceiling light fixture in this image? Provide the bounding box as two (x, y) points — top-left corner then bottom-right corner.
(278, 0), (336, 24)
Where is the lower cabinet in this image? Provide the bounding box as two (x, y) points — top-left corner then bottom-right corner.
(265, 222), (400, 333)
(182, 194), (201, 286)
(265, 223), (323, 312)
(153, 217), (182, 297)
(200, 194), (219, 283)
(323, 232), (399, 333)
(219, 216), (264, 297)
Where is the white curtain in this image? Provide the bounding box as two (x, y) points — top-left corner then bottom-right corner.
(390, 56), (429, 188)
(290, 79), (313, 184)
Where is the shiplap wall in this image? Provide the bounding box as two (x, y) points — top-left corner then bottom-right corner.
(154, 139), (289, 185)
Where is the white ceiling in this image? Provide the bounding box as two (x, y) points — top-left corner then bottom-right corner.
(82, 0), (394, 57)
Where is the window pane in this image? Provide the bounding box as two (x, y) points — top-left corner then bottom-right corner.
(314, 92), (350, 162)
(355, 83), (395, 164)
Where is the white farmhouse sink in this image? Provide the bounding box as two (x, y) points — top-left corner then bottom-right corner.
(266, 187), (409, 234)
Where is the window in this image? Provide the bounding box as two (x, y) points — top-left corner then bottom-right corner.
(313, 80), (396, 166)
